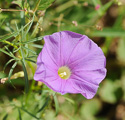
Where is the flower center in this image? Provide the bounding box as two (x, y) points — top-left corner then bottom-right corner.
(58, 66), (71, 80)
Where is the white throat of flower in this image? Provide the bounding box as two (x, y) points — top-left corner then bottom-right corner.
(58, 66), (71, 80)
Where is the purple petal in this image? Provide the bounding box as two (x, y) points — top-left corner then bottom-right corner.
(34, 47), (58, 82)
(60, 79), (79, 94)
(44, 31), (83, 66)
(38, 45), (58, 69)
(34, 63), (45, 81)
(71, 68), (107, 85)
(71, 76), (98, 99)
(44, 78), (79, 94)
(67, 36), (106, 71)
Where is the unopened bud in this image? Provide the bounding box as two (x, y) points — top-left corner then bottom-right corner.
(0, 71), (24, 84)
(72, 21), (78, 26)
(11, 71), (24, 79)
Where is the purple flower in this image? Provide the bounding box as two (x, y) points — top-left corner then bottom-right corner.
(34, 31), (106, 99)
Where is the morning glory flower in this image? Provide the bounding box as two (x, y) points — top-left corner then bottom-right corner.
(34, 31), (106, 99)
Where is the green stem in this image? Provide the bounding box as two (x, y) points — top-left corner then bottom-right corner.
(3, 41), (18, 49)
(1, 8), (25, 12)
(33, 0), (41, 13)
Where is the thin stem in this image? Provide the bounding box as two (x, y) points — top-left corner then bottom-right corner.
(33, 0), (41, 13)
(1, 9), (26, 12)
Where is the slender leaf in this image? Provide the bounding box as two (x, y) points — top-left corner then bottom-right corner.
(0, 20), (32, 42)
(22, 46), (37, 55)
(53, 94), (59, 116)
(0, 17), (6, 27)
(23, 13), (35, 39)
(8, 62), (17, 81)
(3, 59), (15, 71)
(37, 97), (50, 113)
(90, 28), (125, 37)
(18, 108), (22, 120)
(22, 36), (43, 44)
(63, 96), (75, 104)
(2, 114), (8, 120)
(26, 55), (37, 58)
(20, 107), (41, 120)
(25, 58), (36, 63)
(31, 44), (43, 49)
(13, 46), (21, 53)
(0, 48), (14, 58)
(5, 46), (15, 57)
(31, 17), (43, 37)
(21, 60), (29, 93)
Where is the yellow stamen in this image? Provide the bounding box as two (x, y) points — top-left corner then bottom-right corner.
(58, 66), (71, 80)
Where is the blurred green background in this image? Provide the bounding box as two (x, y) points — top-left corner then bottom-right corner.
(0, 0), (125, 120)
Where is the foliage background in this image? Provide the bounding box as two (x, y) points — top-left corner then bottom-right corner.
(0, 0), (125, 120)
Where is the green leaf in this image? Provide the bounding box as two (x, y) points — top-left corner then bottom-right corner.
(31, 17), (43, 37)
(31, 44), (43, 49)
(80, 99), (101, 120)
(90, 28), (125, 37)
(18, 108), (22, 120)
(53, 94), (59, 116)
(2, 114), (8, 120)
(0, 20), (32, 42)
(22, 46), (37, 55)
(0, 17), (6, 27)
(25, 58), (36, 63)
(37, 97), (50, 113)
(12, 0), (23, 8)
(99, 79), (123, 104)
(22, 36), (43, 44)
(3, 59), (15, 71)
(0, 48), (14, 58)
(23, 14), (35, 39)
(20, 107), (41, 120)
(63, 96), (75, 104)
(38, 0), (55, 10)
(8, 62), (17, 81)
(21, 60), (29, 93)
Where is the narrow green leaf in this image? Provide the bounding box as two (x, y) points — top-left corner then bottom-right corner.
(21, 60), (29, 93)
(13, 46), (21, 53)
(39, 0), (55, 10)
(0, 20), (32, 42)
(20, 107), (41, 120)
(90, 28), (125, 37)
(2, 114), (8, 120)
(23, 13), (35, 39)
(0, 48), (13, 58)
(53, 94), (59, 116)
(22, 46), (37, 55)
(3, 59), (15, 71)
(0, 17), (6, 27)
(5, 46), (15, 57)
(31, 17), (43, 37)
(63, 96), (75, 104)
(26, 55), (37, 58)
(18, 108), (22, 120)
(15, 21), (19, 31)
(22, 36), (43, 44)
(25, 58), (36, 63)
(31, 44), (43, 49)
(8, 62), (17, 81)
(37, 97), (50, 113)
